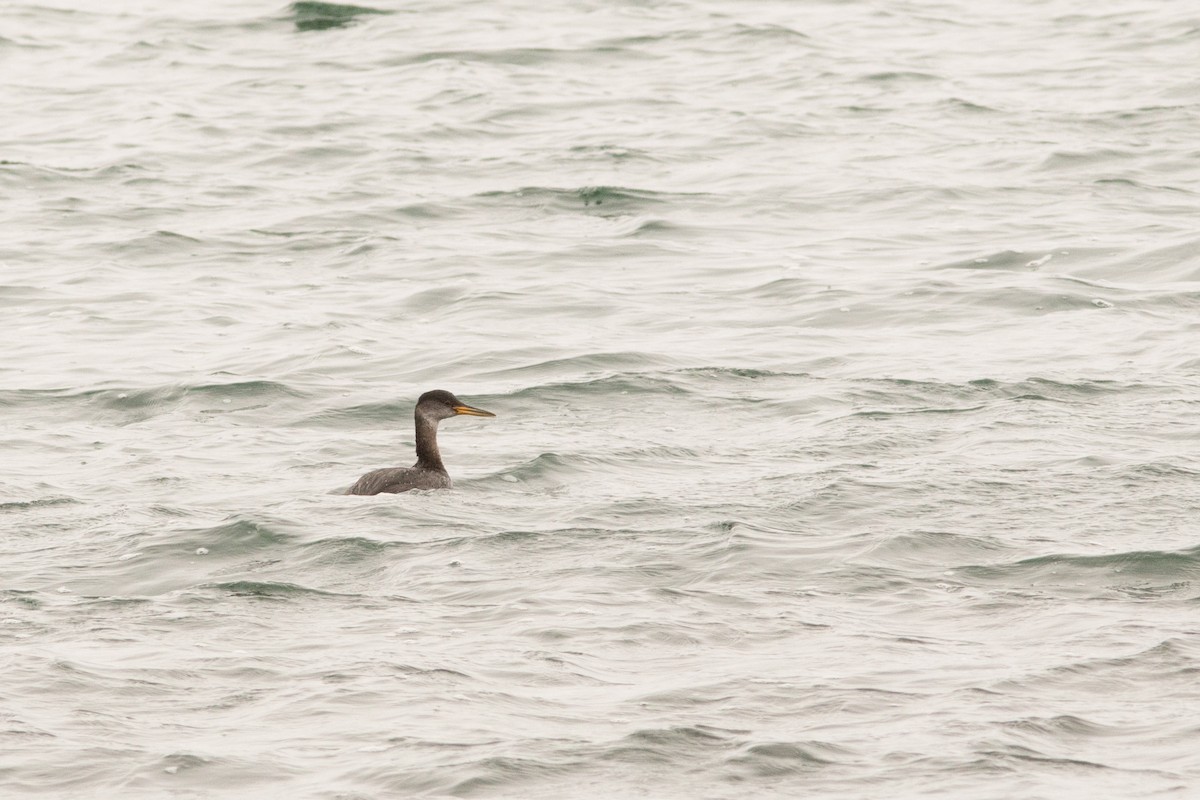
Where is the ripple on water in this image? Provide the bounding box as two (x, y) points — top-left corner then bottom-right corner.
(290, 1), (391, 33)
(957, 546), (1200, 598)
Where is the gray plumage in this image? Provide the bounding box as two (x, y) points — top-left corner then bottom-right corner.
(346, 389), (495, 496)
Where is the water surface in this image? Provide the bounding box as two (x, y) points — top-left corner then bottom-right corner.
(3, 1), (1199, 797)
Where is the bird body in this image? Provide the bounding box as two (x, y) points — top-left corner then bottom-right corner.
(346, 465), (451, 495)
(346, 389), (495, 496)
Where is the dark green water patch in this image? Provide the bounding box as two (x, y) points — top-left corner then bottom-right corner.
(290, 1), (390, 32)
(0, 497), (80, 513)
(0, 589), (44, 609)
(202, 580), (353, 599)
(940, 97), (1002, 113)
(959, 546), (1200, 596)
(863, 70), (942, 82)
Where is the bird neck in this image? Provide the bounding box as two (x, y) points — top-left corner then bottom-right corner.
(413, 410), (446, 471)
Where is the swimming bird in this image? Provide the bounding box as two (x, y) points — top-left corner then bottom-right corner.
(346, 389), (495, 495)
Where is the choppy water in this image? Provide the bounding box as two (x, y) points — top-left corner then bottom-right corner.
(3, 1), (1200, 797)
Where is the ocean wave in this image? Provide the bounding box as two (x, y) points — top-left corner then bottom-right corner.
(199, 579), (353, 598)
(290, 1), (390, 32)
(473, 185), (710, 213)
(957, 545), (1200, 597)
(0, 381), (307, 423)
